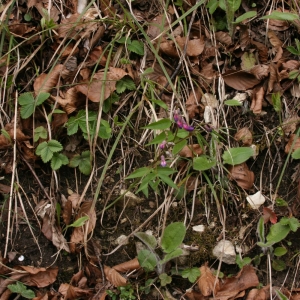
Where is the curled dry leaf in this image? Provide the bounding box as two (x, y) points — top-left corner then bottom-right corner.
(250, 85), (264, 114)
(62, 200), (72, 226)
(215, 31), (232, 46)
(234, 127), (253, 146)
(246, 286), (270, 300)
(251, 40), (268, 63)
(55, 87), (83, 114)
(185, 290), (205, 300)
(58, 283), (92, 299)
(223, 70), (260, 91)
(113, 257), (140, 273)
(250, 65), (269, 80)
(34, 64), (64, 94)
(70, 201), (96, 252)
(201, 93), (218, 108)
(282, 115), (300, 135)
(198, 264), (219, 296)
(285, 134), (300, 154)
(262, 207), (277, 224)
(228, 163), (254, 190)
(68, 193), (81, 209)
(104, 265), (127, 287)
(179, 144), (203, 158)
(268, 63), (279, 93)
(216, 266), (259, 300)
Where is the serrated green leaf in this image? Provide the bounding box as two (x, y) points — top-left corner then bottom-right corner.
(8, 282), (35, 299)
(280, 216), (300, 232)
(126, 167), (151, 179)
(219, 0), (241, 12)
(116, 77), (136, 94)
(135, 232), (157, 249)
(51, 153), (69, 170)
(173, 139), (187, 155)
(137, 249), (157, 272)
(275, 198), (288, 207)
(99, 119), (112, 139)
(181, 267), (201, 283)
(79, 150), (92, 175)
(34, 126), (47, 142)
(161, 222), (186, 253)
(159, 273), (172, 286)
(128, 40), (144, 55)
(35, 92), (50, 105)
(261, 11), (299, 21)
(47, 140), (63, 152)
(20, 104), (35, 119)
(193, 155), (216, 171)
(18, 92), (34, 105)
(142, 119), (172, 130)
(234, 11), (257, 23)
(222, 147), (254, 165)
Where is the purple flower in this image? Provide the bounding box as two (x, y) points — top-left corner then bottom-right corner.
(159, 140), (167, 149)
(173, 109), (180, 122)
(177, 120), (184, 128)
(160, 155), (167, 167)
(183, 123), (194, 132)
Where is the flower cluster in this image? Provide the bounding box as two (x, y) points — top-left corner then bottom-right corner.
(173, 109), (194, 131)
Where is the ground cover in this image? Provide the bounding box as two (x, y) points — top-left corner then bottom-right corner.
(1, 0), (300, 299)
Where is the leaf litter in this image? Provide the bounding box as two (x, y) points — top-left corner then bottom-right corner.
(1, 0), (300, 298)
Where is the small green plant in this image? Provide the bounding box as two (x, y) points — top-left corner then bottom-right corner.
(7, 281), (35, 299)
(135, 222), (200, 286)
(107, 284), (136, 300)
(116, 37), (144, 56)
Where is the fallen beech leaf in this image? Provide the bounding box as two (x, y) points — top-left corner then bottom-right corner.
(62, 200), (72, 225)
(263, 207), (278, 224)
(20, 266), (58, 287)
(267, 30), (283, 48)
(268, 63), (279, 93)
(76, 67), (128, 102)
(246, 286), (270, 300)
(147, 14), (168, 40)
(113, 258), (140, 272)
(246, 191), (266, 209)
(197, 264), (219, 296)
(179, 144), (203, 158)
(250, 85), (264, 114)
(186, 86), (203, 119)
(176, 36), (205, 56)
(58, 283), (92, 298)
(216, 266), (259, 300)
(228, 163), (254, 190)
(70, 201), (96, 252)
(223, 70), (260, 91)
(68, 193), (81, 209)
(282, 60), (300, 70)
(250, 65), (269, 80)
(185, 289), (205, 300)
(201, 93), (218, 108)
(282, 116), (300, 135)
(285, 134), (300, 154)
(215, 31), (232, 46)
(234, 128), (253, 146)
(34, 64), (64, 94)
(160, 40), (179, 57)
(104, 265), (127, 287)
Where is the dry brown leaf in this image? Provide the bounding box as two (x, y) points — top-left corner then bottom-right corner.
(250, 86), (264, 114)
(197, 264), (219, 296)
(104, 265), (127, 287)
(34, 64), (64, 94)
(228, 163), (254, 190)
(185, 290), (206, 300)
(68, 193), (81, 209)
(76, 67), (128, 102)
(215, 31), (232, 46)
(282, 116), (300, 135)
(179, 144), (203, 158)
(185, 176), (201, 192)
(55, 87), (83, 114)
(251, 40), (268, 63)
(285, 134), (300, 154)
(70, 201), (96, 252)
(267, 31), (283, 49)
(282, 60), (300, 71)
(113, 258), (140, 273)
(250, 65), (269, 80)
(58, 283), (92, 299)
(20, 266), (58, 288)
(267, 8), (289, 31)
(160, 40), (179, 57)
(86, 46), (107, 67)
(186, 86), (203, 118)
(147, 14), (168, 40)
(62, 200), (72, 226)
(239, 25), (250, 50)
(234, 128), (253, 146)
(176, 36), (205, 56)
(268, 63), (279, 93)
(216, 266), (259, 300)
(223, 70), (260, 91)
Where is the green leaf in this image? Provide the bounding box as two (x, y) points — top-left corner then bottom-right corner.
(272, 92), (281, 112)
(273, 247), (287, 257)
(51, 153), (69, 170)
(287, 46), (300, 56)
(128, 40), (144, 55)
(1, 129), (11, 142)
(34, 126), (47, 142)
(219, 0), (241, 12)
(18, 92), (35, 119)
(236, 255), (251, 268)
(160, 248), (183, 264)
(276, 289), (289, 300)
(159, 273), (172, 286)
(292, 148), (300, 159)
(69, 216), (89, 227)
(156, 166), (176, 176)
(116, 77), (136, 93)
(66, 110), (96, 136)
(150, 98), (168, 109)
(266, 223), (290, 245)
(275, 198), (288, 207)
(18, 92), (34, 105)
(69, 151), (92, 175)
(47, 140), (63, 152)
(241, 52), (256, 70)
(234, 10), (257, 23)
(257, 217), (265, 244)
(206, 0), (219, 14)
(161, 222), (186, 253)
(272, 259), (286, 271)
(24, 13), (32, 22)
(143, 68), (154, 76)
(137, 249), (157, 272)
(135, 232), (157, 249)
(280, 217), (300, 232)
(36, 141), (54, 163)
(158, 174), (178, 190)
(173, 139), (187, 155)
(8, 282), (35, 299)
(142, 119), (172, 130)
(99, 119), (112, 139)
(193, 155), (216, 171)
(222, 147), (254, 165)
(147, 132), (167, 146)
(181, 267), (201, 283)
(260, 11), (299, 21)
(126, 167), (151, 179)
(35, 92), (50, 105)
(224, 99), (243, 106)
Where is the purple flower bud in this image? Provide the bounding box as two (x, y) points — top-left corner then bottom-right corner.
(183, 123), (194, 132)
(159, 140), (167, 149)
(160, 155), (167, 167)
(177, 120), (184, 128)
